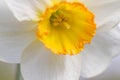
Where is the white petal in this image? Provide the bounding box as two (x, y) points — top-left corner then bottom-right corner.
(80, 0), (120, 28)
(0, 31), (36, 63)
(81, 24), (120, 78)
(97, 23), (120, 57)
(85, 55), (120, 80)
(4, 0), (49, 21)
(81, 47), (112, 78)
(0, 1), (36, 32)
(21, 40), (82, 80)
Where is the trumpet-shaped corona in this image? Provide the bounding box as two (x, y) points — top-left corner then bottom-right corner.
(37, 2), (96, 55)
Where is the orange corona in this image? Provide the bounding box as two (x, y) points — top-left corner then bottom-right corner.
(37, 2), (96, 55)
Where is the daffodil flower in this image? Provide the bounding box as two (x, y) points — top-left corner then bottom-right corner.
(0, 0), (120, 80)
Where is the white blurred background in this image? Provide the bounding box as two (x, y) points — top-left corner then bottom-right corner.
(0, 61), (17, 80)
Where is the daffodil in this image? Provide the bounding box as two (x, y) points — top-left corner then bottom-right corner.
(0, 0), (120, 80)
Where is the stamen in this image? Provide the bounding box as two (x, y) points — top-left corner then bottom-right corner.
(63, 22), (71, 29)
(50, 10), (70, 29)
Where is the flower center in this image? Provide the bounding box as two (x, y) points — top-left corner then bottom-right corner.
(50, 10), (70, 29)
(37, 2), (96, 55)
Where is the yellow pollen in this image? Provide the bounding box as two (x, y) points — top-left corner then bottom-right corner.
(50, 10), (70, 29)
(37, 2), (96, 55)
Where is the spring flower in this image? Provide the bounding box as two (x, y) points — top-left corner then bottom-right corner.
(0, 0), (120, 80)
